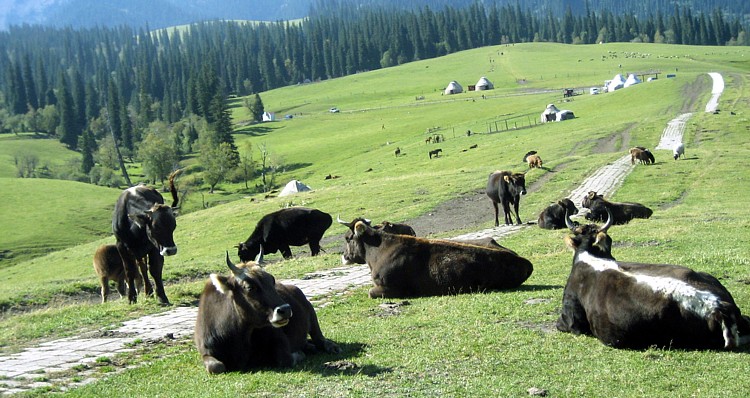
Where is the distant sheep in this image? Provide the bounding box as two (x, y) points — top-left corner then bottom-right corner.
(673, 143), (685, 160)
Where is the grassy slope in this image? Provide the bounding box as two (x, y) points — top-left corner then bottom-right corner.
(2, 42), (750, 396)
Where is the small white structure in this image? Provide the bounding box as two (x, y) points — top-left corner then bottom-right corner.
(541, 104), (560, 123)
(556, 110), (575, 121)
(590, 87), (600, 95)
(475, 76), (494, 91)
(262, 112), (276, 122)
(279, 180), (312, 197)
(624, 73), (642, 87)
(444, 81), (463, 95)
(606, 74), (625, 92)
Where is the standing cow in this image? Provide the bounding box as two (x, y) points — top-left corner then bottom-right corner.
(195, 252), (340, 374)
(93, 244), (145, 303)
(557, 210), (750, 349)
(113, 170), (180, 304)
(340, 220), (533, 298)
(537, 198), (579, 230)
(237, 207), (332, 262)
(486, 170), (527, 226)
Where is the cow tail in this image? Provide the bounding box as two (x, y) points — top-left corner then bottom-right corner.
(169, 169), (182, 208)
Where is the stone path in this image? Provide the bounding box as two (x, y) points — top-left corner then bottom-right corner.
(0, 73), (723, 396)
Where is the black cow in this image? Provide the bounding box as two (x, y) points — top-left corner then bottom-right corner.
(486, 170), (527, 226)
(557, 210), (750, 349)
(112, 170), (180, 304)
(237, 207), (332, 261)
(581, 191), (652, 225)
(340, 220), (533, 298)
(538, 198), (579, 230)
(429, 148), (443, 159)
(194, 253), (340, 374)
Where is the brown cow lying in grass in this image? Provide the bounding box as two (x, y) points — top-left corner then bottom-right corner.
(194, 252), (340, 374)
(93, 244), (145, 303)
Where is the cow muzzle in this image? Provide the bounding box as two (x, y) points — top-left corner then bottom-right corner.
(160, 245), (177, 256)
(269, 304), (293, 328)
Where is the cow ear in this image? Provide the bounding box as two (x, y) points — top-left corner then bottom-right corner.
(594, 232), (610, 253)
(503, 175), (511, 183)
(128, 213), (151, 228)
(564, 235), (579, 251)
(209, 273), (231, 295)
(354, 221), (367, 236)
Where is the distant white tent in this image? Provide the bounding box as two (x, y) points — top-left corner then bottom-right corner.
(607, 74), (625, 92)
(262, 112), (276, 122)
(444, 81), (463, 95)
(475, 76), (494, 91)
(279, 180), (312, 197)
(556, 110), (575, 121)
(624, 73), (642, 87)
(540, 103), (560, 123)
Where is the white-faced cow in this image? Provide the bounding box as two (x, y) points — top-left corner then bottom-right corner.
(557, 210), (750, 349)
(194, 252), (340, 374)
(112, 170), (180, 304)
(538, 198), (580, 230)
(340, 220), (533, 298)
(237, 207), (332, 262)
(93, 244), (145, 303)
(487, 170), (527, 226)
(581, 191), (652, 225)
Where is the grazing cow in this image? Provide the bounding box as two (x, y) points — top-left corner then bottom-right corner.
(113, 170), (180, 304)
(394, 147), (401, 157)
(674, 142), (686, 160)
(194, 253), (340, 374)
(93, 244), (145, 303)
(339, 221), (532, 298)
(523, 151), (543, 169)
(486, 170), (527, 226)
(557, 210), (750, 349)
(629, 147), (655, 165)
(537, 198), (579, 230)
(237, 207), (332, 261)
(429, 148), (443, 159)
(581, 191), (652, 225)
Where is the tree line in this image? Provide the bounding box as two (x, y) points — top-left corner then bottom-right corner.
(0, 2), (747, 192)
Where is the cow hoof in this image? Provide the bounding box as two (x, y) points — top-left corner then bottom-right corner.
(324, 340), (342, 354)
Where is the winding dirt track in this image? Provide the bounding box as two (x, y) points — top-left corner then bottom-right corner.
(0, 73), (723, 395)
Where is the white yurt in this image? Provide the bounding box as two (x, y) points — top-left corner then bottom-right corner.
(475, 76), (494, 91)
(624, 73), (642, 87)
(278, 180), (312, 197)
(540, 104), (560, 123)
(444, 81), (463, 95)
(607, 74), (625, 92)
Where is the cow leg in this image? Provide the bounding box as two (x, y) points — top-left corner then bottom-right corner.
(138, 258), (153, 297)
(309, 240), (321, 256)
(202, 355), (227, 375)
(306, 306), (341, 354)
(147, 250), (171, 305)
(491, 201), (500, 227)
(99, 276), (109, 303)
(369, 285), (403, 299)
(501, 200), (513, 225)
(116, 276), (127, 299)
(512, 198), (522, 225)
(116, 242), (140, 304)
(280, 246), (293, 259)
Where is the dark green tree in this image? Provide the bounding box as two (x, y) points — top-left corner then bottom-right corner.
(57, 71), (78, 149)
(79, 128), (96, 174)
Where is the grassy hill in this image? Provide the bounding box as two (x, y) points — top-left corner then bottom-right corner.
(1, 42), (750, 396)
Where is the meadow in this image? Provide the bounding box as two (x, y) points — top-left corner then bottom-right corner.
(1, 42), (750, 396)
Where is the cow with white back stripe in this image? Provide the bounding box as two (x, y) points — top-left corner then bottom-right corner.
(557, 209), (750, 349)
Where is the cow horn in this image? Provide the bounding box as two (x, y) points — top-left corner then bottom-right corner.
(336, 215), (352, 228)
(565, 210), (576, 230)
(599, 208), (613, 233)
(226, 251), (242, 276)
(255, 245), (264, 265)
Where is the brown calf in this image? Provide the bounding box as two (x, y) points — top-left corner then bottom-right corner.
(93, 244), (145, 303)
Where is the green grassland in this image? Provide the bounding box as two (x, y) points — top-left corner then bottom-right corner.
(2, 42), (750, 396)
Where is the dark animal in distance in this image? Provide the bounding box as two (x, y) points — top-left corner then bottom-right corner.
(674, 142), (686, 160)
(486, 170), (527, 226)
(394, 147), (401, 156)
(581, 191), (652, 225)
(194, 252), (340, 374)
(537, 198), (579, 230)
(629, 147), (655, 165)
(339, 220), (533, 298)
(112, 169), (180, 304)
(93, 244), (145, 303)
(469, 144), (478, 149)
(429, 148), (443, 159)
(557, 210), (750, 349)
(523, 151), (543, 169)
(237, 207), (332, 261)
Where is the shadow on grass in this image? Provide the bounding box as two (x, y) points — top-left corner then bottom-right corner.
(315, 342), (393, 377)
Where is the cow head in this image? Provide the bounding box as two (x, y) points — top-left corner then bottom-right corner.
(237, 241), (261, 263)
(338, 216), (373, 265)
(564, 208), (614, 259)
(559, 198), (579, 216)
(212, 252), (292, 328)
(129, 203), (177, 256)
(503, 173), (527, 196)
(581, 191), (603, 209)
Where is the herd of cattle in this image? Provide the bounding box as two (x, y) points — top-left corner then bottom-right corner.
(92, 143), (750, 373)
